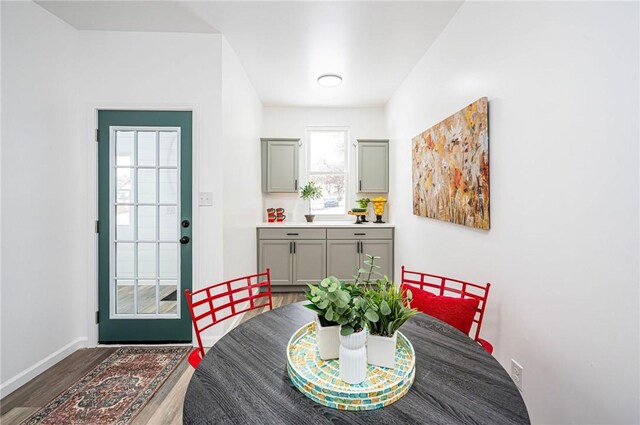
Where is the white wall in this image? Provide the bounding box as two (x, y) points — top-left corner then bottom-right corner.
(262, 107), (386, 222)
(385, 2), (639, 424)
(78, 30), (226, 343)
(1, 2), (85, 395)
(221, 39), (263, 279)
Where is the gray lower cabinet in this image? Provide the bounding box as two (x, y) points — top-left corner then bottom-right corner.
(292, 240), (326, 285)
(257, 229), (326, 286)
(360, 240), (393, 280)
(326, 240), (360, 282)
(258, 227), (394, 288)
(258, 240), (293, 285)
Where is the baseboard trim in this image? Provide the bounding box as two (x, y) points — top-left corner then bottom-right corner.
(0, 337), (88, 399)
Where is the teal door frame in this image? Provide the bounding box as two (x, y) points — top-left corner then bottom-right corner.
(97, 110), (193, 343)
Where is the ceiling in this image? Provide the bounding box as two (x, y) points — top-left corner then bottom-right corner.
(37, 1), (463, 107)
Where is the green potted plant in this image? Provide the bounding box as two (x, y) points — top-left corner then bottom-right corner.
(300, 181), (323, 222)
(304, 276), (349, 360)
(364, 278), (418, 369)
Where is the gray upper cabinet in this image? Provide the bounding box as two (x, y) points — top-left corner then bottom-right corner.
(357, 139), (389, 193)
(261, 138), (299, 192)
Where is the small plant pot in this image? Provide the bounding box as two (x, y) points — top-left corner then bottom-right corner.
(339, 328), (367, 384)
(367, 332), (397, 369)
(305, 214), (315, 223)
(315, 315), (339, 360)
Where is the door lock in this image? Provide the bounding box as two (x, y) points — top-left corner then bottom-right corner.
(181, 219), (190, 228)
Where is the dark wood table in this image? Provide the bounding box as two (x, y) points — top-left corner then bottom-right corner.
(183, 303), (529, 424)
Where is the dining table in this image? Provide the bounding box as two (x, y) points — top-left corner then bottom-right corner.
(183, 302), (530, 424)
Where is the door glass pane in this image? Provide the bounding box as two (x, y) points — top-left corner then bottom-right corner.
(159, 169), (178, 204)
(138, 243), (156, 278)
(111, 126), (181, 319)
(116, 280), (134, 314)
(159, 243), (178, 278)
(159, 280), (178, 314)
(137, 206), (156, 240)
(116, 168), (133, 204)
(159, 206), (177, 240)
(138, 169), (156, 203)
(116, 243), (134, 278)
(159, 131), (178, 166)
(116, 205), (134, 240)
(137, 280), (157, 314)
(137, 131), (156, 166)
(116, 131), (134, 166)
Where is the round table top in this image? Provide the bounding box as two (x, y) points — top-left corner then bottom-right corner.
(183, 303), (530, 425)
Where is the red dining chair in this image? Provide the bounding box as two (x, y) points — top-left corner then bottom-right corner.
(401, 266), (493, 354)
(184, 269), (273, 368)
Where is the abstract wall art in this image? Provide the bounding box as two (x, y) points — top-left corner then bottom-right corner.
(412, 97), (490, 230)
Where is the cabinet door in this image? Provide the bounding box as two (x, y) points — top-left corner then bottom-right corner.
(258, 240), (293, 285)
(292, 240), (326, 286)
(327, 240), (360, 282)
(358, 141), (388, 193)
(360, 240), (393, 281)
(266, 140), (298, 192)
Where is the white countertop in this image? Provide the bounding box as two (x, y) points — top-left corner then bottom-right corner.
(256, 220), (394, 228)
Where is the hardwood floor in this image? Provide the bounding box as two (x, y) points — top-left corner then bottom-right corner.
(0, 292), (307, 425)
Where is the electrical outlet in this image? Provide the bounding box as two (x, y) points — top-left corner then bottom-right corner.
(511, 359), (523, 392)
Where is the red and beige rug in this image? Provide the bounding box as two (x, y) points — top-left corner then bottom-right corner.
(21, 346), (189, 425)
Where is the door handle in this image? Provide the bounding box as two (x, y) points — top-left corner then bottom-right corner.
(359, 180), (362, 191)
(180, 236), (190, 245)
(354, 233), (366, 236)
(286, 233), (299, 236)
(293, 241), (296, 254)
(356, 241), (360, 254)
(289, 241), (293, 254)
(295, 179), (298, 190)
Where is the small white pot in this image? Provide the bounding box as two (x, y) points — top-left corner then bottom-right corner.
(367, 332), (397, 369)
(339, 328), (367, 384)
(315, 315), (339, 360)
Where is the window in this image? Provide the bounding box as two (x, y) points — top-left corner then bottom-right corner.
(306, 129), (349, 216)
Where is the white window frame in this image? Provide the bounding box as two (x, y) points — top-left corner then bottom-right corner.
(109, 126), (182, 320)
(304, 126), (351, 221)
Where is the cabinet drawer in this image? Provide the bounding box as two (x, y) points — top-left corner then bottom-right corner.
(326, 228), (393, 240)
(258, 228), (327, 240)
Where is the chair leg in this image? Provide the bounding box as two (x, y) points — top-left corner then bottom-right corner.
(188, 348), (203, 368)
(477, 338), (494, 355)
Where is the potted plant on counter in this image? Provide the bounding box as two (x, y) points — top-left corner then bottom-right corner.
(304, 276), (349, 360)
(364, 278), (418, 369)
(300, 181), (323, 223)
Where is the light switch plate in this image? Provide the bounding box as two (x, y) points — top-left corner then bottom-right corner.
(199, 192), (213, 206)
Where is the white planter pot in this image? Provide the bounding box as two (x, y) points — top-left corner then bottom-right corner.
(315, 315), (339, 360)
(339, 328), (367, 384)
(367, 332), (397, 369)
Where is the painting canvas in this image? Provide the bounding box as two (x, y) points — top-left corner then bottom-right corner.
(412, 97), (489, 230)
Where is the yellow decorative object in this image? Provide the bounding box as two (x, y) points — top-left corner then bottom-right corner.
(371, 197), (387, 223)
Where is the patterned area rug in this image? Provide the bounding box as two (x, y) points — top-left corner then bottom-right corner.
(21, 347), (189, 425)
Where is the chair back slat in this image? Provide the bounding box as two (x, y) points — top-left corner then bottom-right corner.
(401, 266), (491, 343)
(185, 269), (273, 361)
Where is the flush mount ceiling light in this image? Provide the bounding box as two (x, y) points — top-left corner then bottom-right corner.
(317, 74), (342, 87)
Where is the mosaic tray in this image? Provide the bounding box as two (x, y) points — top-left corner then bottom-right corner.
(286, 322), (415, 411)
